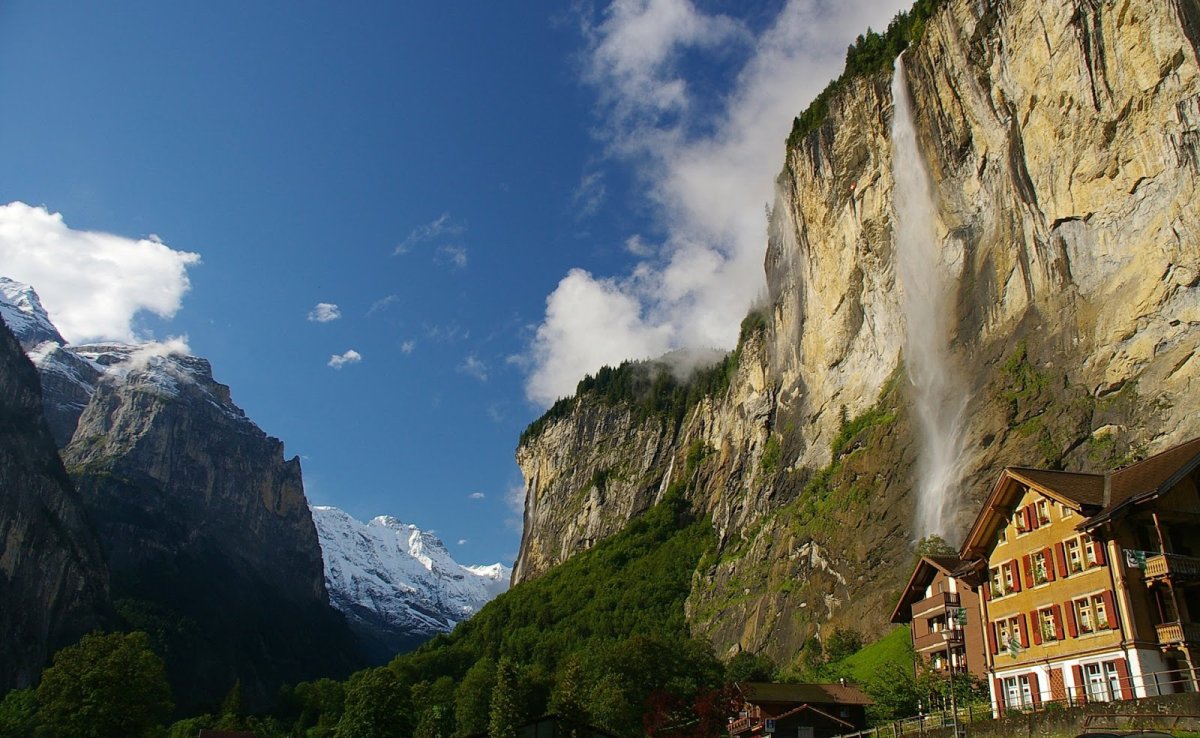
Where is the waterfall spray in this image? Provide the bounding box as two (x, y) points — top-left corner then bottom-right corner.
(890, 54), (968, 542)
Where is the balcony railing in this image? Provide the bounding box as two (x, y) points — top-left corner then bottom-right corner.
(729, 715), (762, 735)
(912, 591), (962, 618)
(1145, 553), (1200, 582)
(1155, 620), (1200, 648)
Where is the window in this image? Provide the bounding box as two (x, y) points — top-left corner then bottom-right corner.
(1038, 608), (1058, 641)
(997, 526), (1007, 545)
(1084, 535), (1102, 567)
(1066, 539), (1083, 573)
(1035, 500), (1050, 524)
(1013, 510), (1027, 533)
(1060, 503), (1073, 519)
(989, 566), (1003, 597)
(1032, 551), (1049, 585)
(1003, 675), (1034, 709)
(1073, 593), (1111, 633)
(1084, 662), (1121, 702)
(1004, 562), (1016, 591)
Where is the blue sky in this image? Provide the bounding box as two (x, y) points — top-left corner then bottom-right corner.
(0, 0), (908, 566)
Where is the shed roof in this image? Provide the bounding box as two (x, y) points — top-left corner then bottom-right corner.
(736, 682), (873, 706)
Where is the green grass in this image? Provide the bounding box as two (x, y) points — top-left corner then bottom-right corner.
(839, 626), (913, 684)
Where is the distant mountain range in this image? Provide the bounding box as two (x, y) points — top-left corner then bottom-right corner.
(312, 506), (509, 662)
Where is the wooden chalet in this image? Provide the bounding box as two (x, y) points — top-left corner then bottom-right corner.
(890, 554), (988, 678)
(728, 682), (871, 738)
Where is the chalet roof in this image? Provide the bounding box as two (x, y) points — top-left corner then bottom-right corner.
(959, 436), (1200, 559)
(736, 682), (873, 706)
(889, 555), (972, 624)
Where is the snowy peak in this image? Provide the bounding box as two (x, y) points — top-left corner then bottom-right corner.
(311, 505), (510, 661)
(0, 277), (64, 349)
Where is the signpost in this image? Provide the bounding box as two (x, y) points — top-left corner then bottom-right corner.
(763, 719), (775, 734)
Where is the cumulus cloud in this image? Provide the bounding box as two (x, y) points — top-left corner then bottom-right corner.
(394, 213), (465, 255)
(328, 349), (362, 369)
(522, 0), (908, 405)
(307, 302), (341, 323)
(469, 492), (486, 500)
(0, 201), (201, 343)
(459, 354), (488, 382)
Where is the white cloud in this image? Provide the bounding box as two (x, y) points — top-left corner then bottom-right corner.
(400, 339), (416, 354)
(328, 349), (362, 369)
(394, 213), (465, 255)
(522, 0), (908, 405)
(437, 244), (469, 269)
(572, 170), (607, 219)
(367, 294), (400, 316)
(124, 336), (192, 371)
(469, 492), (486, 500)
(458, 539), (469, 545)
(307, 302), (341, 323)
(459, 354), (488, 382)
(0, 201), (201, 343)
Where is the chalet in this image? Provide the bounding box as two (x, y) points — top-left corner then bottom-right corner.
(889, 555), (987, 679)
(728, 682), (871, 738)
(958, 436), (1200, 713)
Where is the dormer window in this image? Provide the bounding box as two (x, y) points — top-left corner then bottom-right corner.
(1035, 500), (1050, 524)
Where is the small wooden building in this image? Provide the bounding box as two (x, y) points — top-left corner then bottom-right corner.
(728, 682), (871, 738)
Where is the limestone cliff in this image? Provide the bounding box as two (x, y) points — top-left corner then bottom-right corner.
(515, 0), (1200, 666)
(0, 318), (109, 692)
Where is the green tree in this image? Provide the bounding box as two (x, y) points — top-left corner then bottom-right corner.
(335, 667), (410, 738)
(824, 627), (863, 662)
(489, 658), (524, 738)
(548, 655), (587, 724)
(914, 535), (955, 558)
(0, 688), (38, 738)
(217, 678), (245, 728)
(454, 657), (496, 737)
(36, 631), (173, 738)
(724, 652), (777, 684)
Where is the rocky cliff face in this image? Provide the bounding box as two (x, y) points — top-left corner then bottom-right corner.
(0, 316), (109, 692)
(54, 342), (359, 709)
(514, 0), (1200, 665)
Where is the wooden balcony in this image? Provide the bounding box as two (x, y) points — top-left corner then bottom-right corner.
(1145, 553), (1200, 583)
(1155, 621), (1200, 649)
(912, 591), (961, 618)
(915, 627), (965, 653)
(729, 716), (762, 735)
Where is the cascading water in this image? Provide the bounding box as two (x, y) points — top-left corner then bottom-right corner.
(890, 54), (968, 542)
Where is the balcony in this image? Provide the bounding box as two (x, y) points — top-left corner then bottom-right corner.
(1155, 621), (1200, 649)
(1145, 553), (1200, 584)
(915, 627), (965, 653)
(912, 591), (962, 619)
(729, 715), (762, 735)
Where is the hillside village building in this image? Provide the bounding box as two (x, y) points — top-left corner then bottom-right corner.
(889, 555), (987, 678)
(958, 437), (1200, 713)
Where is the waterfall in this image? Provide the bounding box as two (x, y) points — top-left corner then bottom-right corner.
(890, 54), (967, 542)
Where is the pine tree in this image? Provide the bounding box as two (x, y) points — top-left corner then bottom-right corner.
(488, 658), (523, 738)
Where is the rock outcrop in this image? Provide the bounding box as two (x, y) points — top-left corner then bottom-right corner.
(0, 317), (109, 692)
(514, 0), (1200, 665)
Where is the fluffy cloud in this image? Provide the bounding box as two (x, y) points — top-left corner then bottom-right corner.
(328, 349), (362, 369)
(400, 339), (416, 354)
(0, 201), (200, 343)
(124, 336), (192, 371)
(522, 0), (908, 405)
(469, 492), (486, 500)
(307, 302), (341, 323)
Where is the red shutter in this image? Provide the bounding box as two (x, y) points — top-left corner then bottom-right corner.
(988, 622), (998, 655)
(983, 578), (992, 601)
(1044, 547), (1056, 582)
(1072, 664), (1087, 704)
(1114, 658), (1132, 700)
(1010, 561), (1022, 592)
(1028, 672), (1042, 707)
(994, 677), (1006, 716)
(1094, 539), (1107, 566)
(1031, 610), (1042, 645)
(1065, 600), (1078, 637)
(1018, 613), (1030, 648)
(1022, 554), (1034, 589)
(1102, 590), (1118, 630)
(1053, 604), (1065, 640)
(1055, 542), (1069, 577)
(1025, 506), (1036, 530)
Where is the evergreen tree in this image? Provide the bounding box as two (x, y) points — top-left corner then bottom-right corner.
(218, 678), (245, 728)
(335, 667), (410, 738)
(548, 655), (587, 725)
(455, 657), (496, 737)
(0, 688), (37, 738)
(488, 658), (524, 738)
(35, 631), (173, 738)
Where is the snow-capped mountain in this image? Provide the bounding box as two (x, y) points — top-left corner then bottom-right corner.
(311, 505), (510, 661)
(0, 276), (64, 348)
